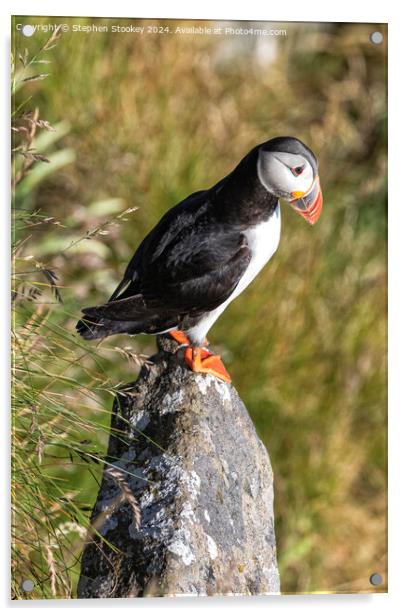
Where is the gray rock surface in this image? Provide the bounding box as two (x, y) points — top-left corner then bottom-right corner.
(77, 335), (280, 598)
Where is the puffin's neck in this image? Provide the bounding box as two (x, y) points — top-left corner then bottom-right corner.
(211, 148), (279, 227)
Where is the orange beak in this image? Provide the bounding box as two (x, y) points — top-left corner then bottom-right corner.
(290, 176), (323, 225)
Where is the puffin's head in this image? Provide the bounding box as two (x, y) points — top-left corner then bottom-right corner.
(257, 136), (323, 225)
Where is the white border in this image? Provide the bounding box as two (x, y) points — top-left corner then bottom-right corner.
(2, 1), (404, 615)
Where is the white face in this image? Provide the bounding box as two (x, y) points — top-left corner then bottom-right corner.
(257, 150), (315, 201)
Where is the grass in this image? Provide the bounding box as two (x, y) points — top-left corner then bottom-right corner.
(11, 17), (387, 597)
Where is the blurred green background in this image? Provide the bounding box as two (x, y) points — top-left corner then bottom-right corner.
(11, 17), (387, 598)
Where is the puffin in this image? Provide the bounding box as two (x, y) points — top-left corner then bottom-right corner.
(76, 136), (323, 383)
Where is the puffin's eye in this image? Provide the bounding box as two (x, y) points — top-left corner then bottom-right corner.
(291, 165), (305, 176)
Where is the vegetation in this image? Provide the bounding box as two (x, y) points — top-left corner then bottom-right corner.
(11, 18), (387, 598)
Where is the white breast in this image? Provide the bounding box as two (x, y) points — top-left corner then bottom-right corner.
(186, 204), (281, 344)
(231, 203), (281, 301)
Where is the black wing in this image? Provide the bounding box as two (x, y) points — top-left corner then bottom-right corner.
(108, 189), (208, 302)
(140, 227), (251, 316)
(81, 233), (250, 324)
(95, 189), (251, 321)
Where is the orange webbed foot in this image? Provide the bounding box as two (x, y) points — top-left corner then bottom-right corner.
(184, 347), (231, 383)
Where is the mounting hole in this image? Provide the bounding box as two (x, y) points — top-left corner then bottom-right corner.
(21, 579), (34, 592)
(22, 24), (35, 37)
(370, 31), (383, 45)
(369, 572), (383, 586)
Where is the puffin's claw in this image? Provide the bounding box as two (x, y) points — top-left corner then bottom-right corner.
(184, 347), (231, 383)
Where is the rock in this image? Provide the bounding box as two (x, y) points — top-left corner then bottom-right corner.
(77, 335), (280, 598)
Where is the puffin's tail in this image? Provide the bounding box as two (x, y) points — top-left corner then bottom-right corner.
(76, 294), (176, 340)
(76, 315), (136, 340)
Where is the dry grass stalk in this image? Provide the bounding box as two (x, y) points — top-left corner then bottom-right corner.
(45, 542), (57, 597)
(105, 467), (141, 530)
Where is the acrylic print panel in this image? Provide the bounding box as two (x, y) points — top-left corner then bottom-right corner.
(11, 16), (387, 599)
